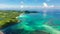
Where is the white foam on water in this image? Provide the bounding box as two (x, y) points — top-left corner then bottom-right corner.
(43, 25), (60, 34)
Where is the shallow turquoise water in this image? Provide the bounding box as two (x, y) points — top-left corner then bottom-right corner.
(15, 13), (60, 34)
(16, 13), (51, 31)
(3, 11), (60, 34)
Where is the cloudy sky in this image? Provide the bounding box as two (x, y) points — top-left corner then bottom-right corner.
(0, 0), (60, 10)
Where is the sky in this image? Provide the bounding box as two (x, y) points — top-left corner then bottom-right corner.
(0, 0), (60, 10)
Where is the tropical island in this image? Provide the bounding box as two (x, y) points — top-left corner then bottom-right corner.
(0, 10), (39, 29)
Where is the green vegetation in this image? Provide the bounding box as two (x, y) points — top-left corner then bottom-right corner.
(0, 10), (22, 29)
(0, 10), (38, 29)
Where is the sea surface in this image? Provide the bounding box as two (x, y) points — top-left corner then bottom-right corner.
(2, 9), (60, 34)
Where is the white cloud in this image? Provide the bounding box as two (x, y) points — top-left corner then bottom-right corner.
(50, 5), (54, 8)
(42, 2), (55, 8)
(0, 3), (56, 10)
(20, 5), (24, 9)
(43, 2), (48, 8)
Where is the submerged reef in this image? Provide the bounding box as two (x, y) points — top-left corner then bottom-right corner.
(0, 10), (60, 34)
